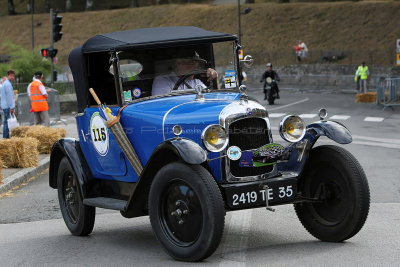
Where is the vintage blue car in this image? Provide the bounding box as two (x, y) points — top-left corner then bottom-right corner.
(49, 27), (370, 262)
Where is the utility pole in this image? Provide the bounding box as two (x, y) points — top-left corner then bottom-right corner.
(30, 0), (34, 49)
(50, 8), (54, 88)
(237, 0), (241, 44)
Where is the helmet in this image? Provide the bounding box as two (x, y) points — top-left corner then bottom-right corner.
(266, 63), (272, 68)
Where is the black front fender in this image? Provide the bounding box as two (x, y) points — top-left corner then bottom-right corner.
(121, 137), (207, 218)
(278, 120), (352, 175)
(49, 138), (93, 199)
(307, 120), (352, 144)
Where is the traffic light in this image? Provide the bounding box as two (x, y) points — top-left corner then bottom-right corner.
(40, 48), (58, 58)
(53, 70), (58, 82)
(53, 13), (63, 42)
(41, 48), (49, 58)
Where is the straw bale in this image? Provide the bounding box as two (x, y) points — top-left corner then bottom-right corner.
(11, 125), (31, 138)
(0, 157), (3, 184)
(25, 126), (66, 154)
(355, 92), (376, 103)
(0, 137), (39, 168)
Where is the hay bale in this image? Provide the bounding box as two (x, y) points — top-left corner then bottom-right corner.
(25, 126), (66, 154)
(355, 92), (376, 103)
(11, 125), (31, 137)
(0, 137), (39, 168)
(0, 158), (3, 184)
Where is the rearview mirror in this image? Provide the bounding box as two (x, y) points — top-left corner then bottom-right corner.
(241, 55), (254, 68)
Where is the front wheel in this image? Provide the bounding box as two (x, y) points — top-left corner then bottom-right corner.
(149, 162), (225, 262)
(295, 145), (370, 242)
(57, 157), (95, 236)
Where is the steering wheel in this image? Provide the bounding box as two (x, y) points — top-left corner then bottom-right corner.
(172, 69), (213, 92)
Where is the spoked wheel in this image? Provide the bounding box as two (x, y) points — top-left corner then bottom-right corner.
(149, 162), (225, 262)
(57, 157), (95, 236)
(295, 145), (370, 242)
(268, 89), (274, 105)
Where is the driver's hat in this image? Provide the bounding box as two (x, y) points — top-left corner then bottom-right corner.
(266, 63), (272, 67)
(181, 50), (207, 64)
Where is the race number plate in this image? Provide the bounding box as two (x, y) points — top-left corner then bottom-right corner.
(224, 177), (297, 209)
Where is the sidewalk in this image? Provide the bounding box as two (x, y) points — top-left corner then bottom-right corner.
(0, 115), (78, 195)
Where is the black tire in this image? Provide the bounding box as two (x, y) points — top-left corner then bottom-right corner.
(295, 145), (370, 242)
(148, 162), (225, 262)
(268, 89), (274, 105)
(57, 157), (95, 236)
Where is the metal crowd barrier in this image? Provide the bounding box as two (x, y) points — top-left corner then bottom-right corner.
(376, 77), (400, 110)
(17, 89), (66, 126)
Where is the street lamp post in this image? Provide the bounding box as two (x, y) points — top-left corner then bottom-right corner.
(237, 0), (241, 44)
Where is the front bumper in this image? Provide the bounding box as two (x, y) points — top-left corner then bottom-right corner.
(220, 171), (298, 210)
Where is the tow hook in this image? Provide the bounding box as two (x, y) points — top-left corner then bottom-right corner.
(262, 185), (275, 212)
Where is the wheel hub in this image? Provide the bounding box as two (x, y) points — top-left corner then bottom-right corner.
(170, 200), (189, 225)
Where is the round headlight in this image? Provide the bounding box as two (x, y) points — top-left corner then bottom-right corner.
(201, 125), (229, 152)
(279, 115), (306, 143)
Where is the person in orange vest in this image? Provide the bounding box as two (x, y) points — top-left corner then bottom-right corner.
(27, 71), (52, 126)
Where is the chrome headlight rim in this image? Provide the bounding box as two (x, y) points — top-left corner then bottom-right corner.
(201, 124), (229, 152)
(279, 115), (306, 143)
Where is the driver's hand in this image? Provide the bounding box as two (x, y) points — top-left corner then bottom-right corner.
(206, 68), (218, 81)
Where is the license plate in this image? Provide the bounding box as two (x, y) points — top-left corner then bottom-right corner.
(224, 178), (297, 209)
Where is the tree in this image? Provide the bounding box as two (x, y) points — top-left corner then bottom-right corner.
(8, 0), (16, 15)
(0, 41), (51, 83)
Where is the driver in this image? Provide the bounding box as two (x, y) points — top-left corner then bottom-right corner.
(152, 51), (218, 96)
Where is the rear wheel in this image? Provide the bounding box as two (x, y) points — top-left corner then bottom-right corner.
(149, 162), (225, 262)
(295, 145), (370, 242)
(57, 157), (95, 236)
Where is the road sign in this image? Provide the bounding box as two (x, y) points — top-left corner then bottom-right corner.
(238, 49), (244, 60)
(397, 39), (400, 53)
(397, 53), (400, 66)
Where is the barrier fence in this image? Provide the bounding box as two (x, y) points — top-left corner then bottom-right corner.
(13, 82), (75, 95)
(376, 77), (400, 110)
(17, 89), (66, 126)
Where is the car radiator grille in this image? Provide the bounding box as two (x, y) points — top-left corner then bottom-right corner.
(228, 118), (273, 177)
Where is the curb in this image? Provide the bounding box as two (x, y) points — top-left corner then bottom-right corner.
(0, 157), (50, 195)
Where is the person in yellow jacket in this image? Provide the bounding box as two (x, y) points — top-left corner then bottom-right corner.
(355, 62), (370, 93)
(27, 71), (52, 126)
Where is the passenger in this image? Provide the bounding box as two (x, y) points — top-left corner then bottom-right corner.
(152, 51), (218, 96)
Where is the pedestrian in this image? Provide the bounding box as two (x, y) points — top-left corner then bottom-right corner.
(294, 41), (302, 62)
(0, 76), (6, 129)
(299, 40), (308, 60)
(241, 70), (247, 85)
(354, 66), (361, 91)
(1, 70), (16, 138)
(27, 71), (52, 126)
(356, 62), (370, 93)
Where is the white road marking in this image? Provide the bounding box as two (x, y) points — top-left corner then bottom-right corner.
(330, 115), (351, 120)
(364, 117), (384, 122)
(271, 135), (400, 150)
(268, 97), (309, 111)
(353, 135), (400, 145)
(269, 113), (286, 118)
(299, 114), (317, 119)
(219, 209), (252, 266)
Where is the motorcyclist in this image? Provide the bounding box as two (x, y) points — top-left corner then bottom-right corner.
(259, 63), (280, 100)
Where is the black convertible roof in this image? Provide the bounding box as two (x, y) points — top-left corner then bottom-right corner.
(82, 26), (237, 53)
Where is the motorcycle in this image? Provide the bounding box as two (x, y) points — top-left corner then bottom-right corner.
(263, 77), (279, 105)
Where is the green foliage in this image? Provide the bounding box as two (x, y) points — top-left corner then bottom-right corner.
(0, 40), (52, 83)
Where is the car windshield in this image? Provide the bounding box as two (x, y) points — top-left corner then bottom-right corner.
(112, 42), (239, 101)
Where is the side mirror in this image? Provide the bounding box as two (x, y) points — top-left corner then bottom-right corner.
(240, 55), (254, 68)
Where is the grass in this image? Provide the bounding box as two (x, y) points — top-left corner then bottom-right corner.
(0, 2), (400, 66)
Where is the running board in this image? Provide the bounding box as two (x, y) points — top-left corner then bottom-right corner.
(83, 197), (127, 211)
